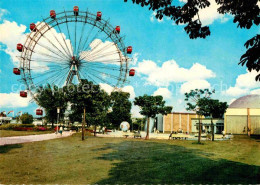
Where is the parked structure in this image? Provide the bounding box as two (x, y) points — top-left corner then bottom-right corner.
(225, 94), (260, 136)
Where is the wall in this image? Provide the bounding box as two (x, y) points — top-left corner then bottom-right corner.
(163, 112), (198, 133)
(191, 118), (224, 134)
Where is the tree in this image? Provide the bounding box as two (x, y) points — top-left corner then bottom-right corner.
(132, 118), (146, 131)
(134, 95), (172, 139)
(35, 84), (67, 128)
(108, 91), (132, 129)
(124, 0), (260, 80)
(20, 113), (33, 124)
(64, 80), (111, 138)
(197, 97), (228, 141)
(184, 89), (215, 143)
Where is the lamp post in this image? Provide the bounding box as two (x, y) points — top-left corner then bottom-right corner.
(57, 107), (60, 134)
(82, 107), (86, 140)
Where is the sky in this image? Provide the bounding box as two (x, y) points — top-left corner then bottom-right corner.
(0, 0), (259, 118)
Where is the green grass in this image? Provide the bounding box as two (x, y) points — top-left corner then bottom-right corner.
(0, 130), (54, 137)
(0, 134), (259, 184)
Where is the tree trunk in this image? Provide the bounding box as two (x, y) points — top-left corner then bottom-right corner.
(82, 107), (86, 141)
(211, 116), (214, 141)
(145, 117), (150, 140)
(198, 115), (201, 144)
(94, 125), (97, 137)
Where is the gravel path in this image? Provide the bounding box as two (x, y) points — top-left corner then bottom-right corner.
(0, 131), (74, 146)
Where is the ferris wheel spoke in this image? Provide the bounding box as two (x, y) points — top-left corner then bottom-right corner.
(49, 68), (70, 86)
(33, 66), (69, 86)
(79, 30), (105, 60)
(86, 67), (120, 81)
(80, 41), (116, 61)
(76, 12), (88, 56)
(31, 66), (68, 80)
(81, 62), (123, 71)
(77, 24), (95, 56)
(32, 38), (69, 60)
(55, 19), (73, 57)
(87, 70), (116, 87)
(86, 50), (119, 62)
(79, 70), (99, 85)
(30, 58), (69, 66)
(42, 21), (71, 60)
(32, 49), (67, 61)
(64, 10), (74, 55)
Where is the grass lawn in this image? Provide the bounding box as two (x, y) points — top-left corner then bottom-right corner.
(0, 130), (54, 137)
(0, 134), (259, 184)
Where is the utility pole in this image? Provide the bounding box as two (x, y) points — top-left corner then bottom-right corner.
(198, 115), (202, 144)
(211, 113), (214, 141)
(82, 107), (86, 140)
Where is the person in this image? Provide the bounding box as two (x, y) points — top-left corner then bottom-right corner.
(59, 126), (63, 135)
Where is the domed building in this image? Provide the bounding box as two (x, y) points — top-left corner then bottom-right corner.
(225, 94), (260, 136)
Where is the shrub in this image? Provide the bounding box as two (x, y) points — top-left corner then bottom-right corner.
(0, 124), (35, 130)
(20, 113), (34, 124)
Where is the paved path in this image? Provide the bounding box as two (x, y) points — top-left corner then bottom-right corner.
(0, 131), (74, 146)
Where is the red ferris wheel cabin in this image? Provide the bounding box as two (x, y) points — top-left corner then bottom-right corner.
(30, 23), (37, 32)
(36, 109), (43, 115)
(13, 68), (20, 75)
(96, 11), (102, 21)
(127, 46), (132, 54)
(115, 26), (120, 34)
(129, 69), (135, 76)
(17, 43), (23, 52)
(74, 6), (79, 16)
(20, 91), (27, 98)
(50, 10), (56, 18)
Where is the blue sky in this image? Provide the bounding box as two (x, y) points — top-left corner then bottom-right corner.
(0, 0), (259, 117)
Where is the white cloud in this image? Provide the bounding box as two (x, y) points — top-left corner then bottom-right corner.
(153, 88), (172, 99)
(150, 12), (164, 23)
(131, 105), (144, 118)
(135, 59), (215, 86)
(0, 93), (30, 108)
(225, 86), (248, 97)
(224, 70), (260, 97)
(180, 80), (211, 94)
(0, 9), (8, 21)
(131, 53), (139, 66)
(100, 83), (135, 99)
(250, 88), (260, 95)
(179, 0), (230, 25)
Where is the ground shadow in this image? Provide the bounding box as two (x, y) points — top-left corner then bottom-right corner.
(0, 144), (23, 154)
(94, 141), (260, 184)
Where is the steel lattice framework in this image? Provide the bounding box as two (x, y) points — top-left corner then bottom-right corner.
(18, 9), (131, 98)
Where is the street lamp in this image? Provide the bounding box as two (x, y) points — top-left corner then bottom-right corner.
(57, 107), (60, 134)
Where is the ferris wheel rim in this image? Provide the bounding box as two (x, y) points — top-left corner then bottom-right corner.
(19, 9), (131, 98)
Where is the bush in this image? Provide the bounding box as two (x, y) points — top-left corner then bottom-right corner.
(20, 113), (34, 124)
(0, 124), (35, 130)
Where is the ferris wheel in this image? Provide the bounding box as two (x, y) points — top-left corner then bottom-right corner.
(13, 6), (135, 99)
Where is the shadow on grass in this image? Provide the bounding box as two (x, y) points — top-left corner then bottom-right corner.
(94, 141), (260, 184)
(0, 144), (23, 154)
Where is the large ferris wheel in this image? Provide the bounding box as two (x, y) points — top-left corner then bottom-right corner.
(13, 6), (135, 100)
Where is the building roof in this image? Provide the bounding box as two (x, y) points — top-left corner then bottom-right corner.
(229, 94), (260, 109)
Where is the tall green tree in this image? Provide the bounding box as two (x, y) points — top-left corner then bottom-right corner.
(20, 113), (33, 124)
(64, 80), (110, 138)
(184, 88), (215, 143)
(35, 84), (67, 128)
(197, 97), (228, 141)
(134, 94), (172, 139)
(108, 91), (132, 129)
(124, 0), (260, 80)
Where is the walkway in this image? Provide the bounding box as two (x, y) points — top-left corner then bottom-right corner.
(0, 131), (73, 146)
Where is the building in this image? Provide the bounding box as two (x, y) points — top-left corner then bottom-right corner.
(225, 94), (260, 136)
(191, 118), (224, 134)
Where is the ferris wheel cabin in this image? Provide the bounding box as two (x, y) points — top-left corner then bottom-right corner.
(96, 11), (102, 21)
(74, 6), (79, 16)
(30, 23), (36, 32)
(13, 68), (20, 75)
(127, 46), (132, 54)
(115, 26), (120, 34)
(50, 10), (56, 19)
(36, 109), (43, 115)
(17, 43), (23, 52)
(20, 91), (27, 98)
(129, 69), (135, 76)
